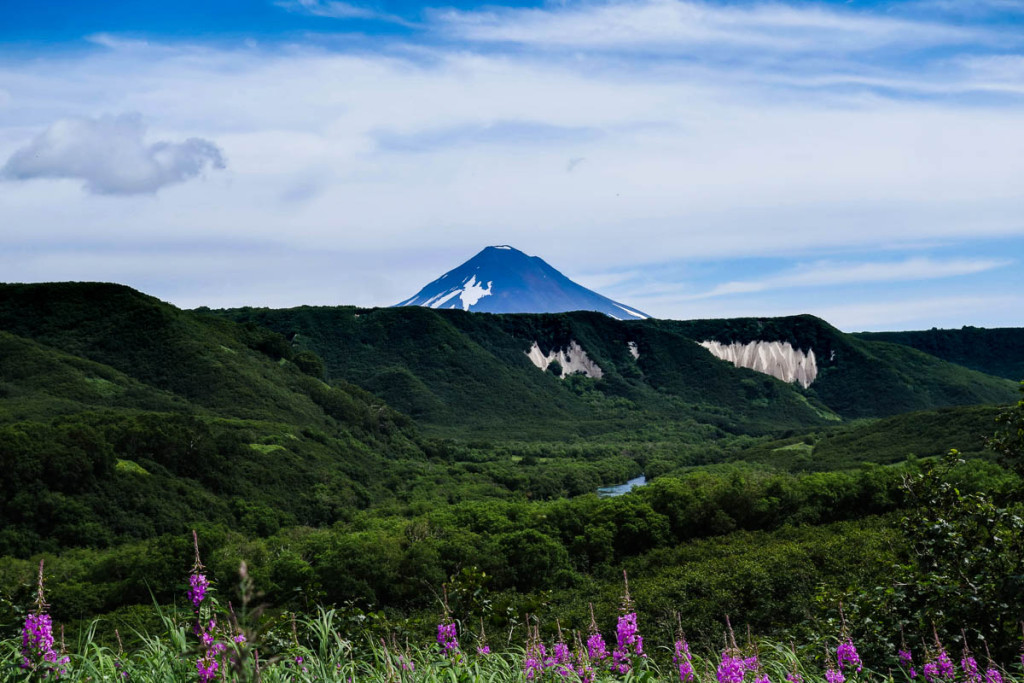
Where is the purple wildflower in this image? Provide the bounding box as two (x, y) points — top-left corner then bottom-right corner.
(825, 669), (846, 683)
(20, 561), (70, 678)
(786, 673), (803, 683)
(674, 638), (695, 683)
(197, 657), (218, 683)
(549, 641), (572, 677)
(587, 633), (608, 661)
(924, 650), (955, 683)
(525, 642), (547, 680)
(437, 622), (460, 657)
(718, 653), (746, 683)
(574, 649), (596, 683)
(899, 649), (918, 678)
(962, 656), (982, 683)
(612, 612), (644, 674)
(938, 650), (955, 679)
(188, 573), (209, 609)
(837, 639), (862, 674)
(21, 612), (55, 666)
(755, 675), (771, 683)
(477, 645), (491, 656)
(986, 668), (1003, 683)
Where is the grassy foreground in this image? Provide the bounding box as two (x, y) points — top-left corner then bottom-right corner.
(5, 543), (1024, 683)
(4, 605), (1023, 683)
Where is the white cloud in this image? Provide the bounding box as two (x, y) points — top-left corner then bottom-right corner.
(276, 0), (412, 24)
(1, 114), (225, 195)
(434, 0), (983, 54)
(685, 257), (1013, 299)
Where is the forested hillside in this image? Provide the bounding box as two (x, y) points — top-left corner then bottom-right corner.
(216, 306), (1017, 436)
(856, 326), (1024, 382)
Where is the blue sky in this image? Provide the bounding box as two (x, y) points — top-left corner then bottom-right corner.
(1, 0), (1023, 330)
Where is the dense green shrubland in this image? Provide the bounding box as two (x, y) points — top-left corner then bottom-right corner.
(856, 327), (1024, 382)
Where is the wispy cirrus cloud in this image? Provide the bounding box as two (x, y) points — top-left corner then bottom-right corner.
(682, 257), (1013, 299)
(433, 0), (987, 55)
(373, 120), (601, 152)
(276, 0), (413, 25)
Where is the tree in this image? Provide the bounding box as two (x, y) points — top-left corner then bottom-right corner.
(988, 381), (1024, 474)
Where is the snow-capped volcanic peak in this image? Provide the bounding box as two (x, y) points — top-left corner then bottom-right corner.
(394, 245), (651, 319)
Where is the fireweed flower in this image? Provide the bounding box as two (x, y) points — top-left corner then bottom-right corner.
(197, 657), (218, 683)
(938, 650), (955, 679)
(962, 655), (983, 683)
(612, 612), (644, 673)
(924, 650), (956, 683)
(585, 632), (607, 661)
(755, 675), (771, 683)
(837, 639), (862, 674)
(718, 653), (746, 683)
(476, 619), (490, 656)
(825, 668), (846, 683)
(437, 621), (460, 657)
(549, 641), (572, 677)
(674, 638), (695, 683)
(574, 647), (596, 683)
(900, 650), (919, 678)
(985, 668), (1003, 683)
(20, 560), (70, 678)
(188, 573), (210, 608)
(525, 641), (547, 680)
(786, 673), (803, 683)
(21, 612), (69, 675)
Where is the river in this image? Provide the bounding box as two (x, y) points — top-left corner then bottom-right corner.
(597, 474), (647, 498)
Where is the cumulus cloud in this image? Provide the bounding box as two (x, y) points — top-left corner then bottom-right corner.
(1, 114), (225, 195)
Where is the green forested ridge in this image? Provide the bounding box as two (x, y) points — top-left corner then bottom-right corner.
(658, 316), (1019, 418)
(213, 306), (1017, 437)
(856, 326), (1024, 381)
(1, 282), (1023, 663)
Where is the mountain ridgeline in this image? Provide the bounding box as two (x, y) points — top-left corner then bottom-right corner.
(218, 303), (1018, 438)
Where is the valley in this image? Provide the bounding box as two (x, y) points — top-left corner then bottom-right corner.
(0, 281), (1022, 678)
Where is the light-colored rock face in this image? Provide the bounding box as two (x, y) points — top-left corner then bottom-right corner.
(627, 341), (639, 360)
(526, 340), (604, 379)
(700, 340), (817, 388)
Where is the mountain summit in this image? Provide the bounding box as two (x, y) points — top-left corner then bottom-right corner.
(394, 245), (650, 319)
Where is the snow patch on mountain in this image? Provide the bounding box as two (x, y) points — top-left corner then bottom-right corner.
(628, 341), (639, 359)
(700, 340), (818, 388)
(415, 274), (495, 311)
(459, 275), (493, 310)
(614, 303), (648, 320)
(526, 340), (604, 379)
